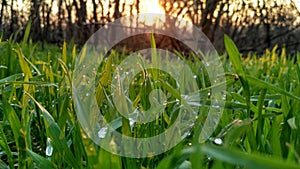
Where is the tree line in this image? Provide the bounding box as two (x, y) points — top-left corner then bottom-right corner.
(0, 0), (300, 53)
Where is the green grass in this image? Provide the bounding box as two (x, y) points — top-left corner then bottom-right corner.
(0, 27), (300, 169)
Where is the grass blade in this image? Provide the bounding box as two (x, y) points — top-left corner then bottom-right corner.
(27, 149), (58, 169)
(0, 124), (14, 168)
(22, 20), (31, 45)
(246, 75), (300, 101)
(224, 35), (251, 117)
(0, 159), (9, 169)
(201, 144), (300, 169)
(25, 92), (81, 169)
(62, 41), (67, 65)
(14, 47), (32, 78)
(2, 97), (21, 146)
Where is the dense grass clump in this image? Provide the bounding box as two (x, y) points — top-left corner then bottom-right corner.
(0, 29), (300, 169)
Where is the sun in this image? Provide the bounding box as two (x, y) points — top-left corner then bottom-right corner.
(293, 0), (300, 11)
(137, 0), (166, 26)
(143, 0), (165, 14)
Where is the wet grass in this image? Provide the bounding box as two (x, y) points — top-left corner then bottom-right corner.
(0, 27), (300, 168)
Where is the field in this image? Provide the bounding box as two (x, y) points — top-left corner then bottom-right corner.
(0, 26), (300, 169)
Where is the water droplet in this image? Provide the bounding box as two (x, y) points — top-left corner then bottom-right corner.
(193, 75), (197, 79)
(92, 68), (97, 75)
(86, 93), (90, 97)
(222, 93), (226, 100)
(87, 80), (91, 84)
(129, 118), (135, 126)
(214, 138), (223, 145)
(163, 101), (168, 106)
(98, 127), (108, 138)
(46, 138), (53, 156)
(82, 134), (87, 139)
(67, 139), (72, 147)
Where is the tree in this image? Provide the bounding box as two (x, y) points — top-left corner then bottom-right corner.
(30, 0), (42, 41)
(0, 0), (7, 31)
(160, 0), (225, 42)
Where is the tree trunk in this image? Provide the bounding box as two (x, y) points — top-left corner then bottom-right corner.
(0, 0), (6, 31)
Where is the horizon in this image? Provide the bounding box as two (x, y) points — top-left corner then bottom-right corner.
(7, 0), (300, 24)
